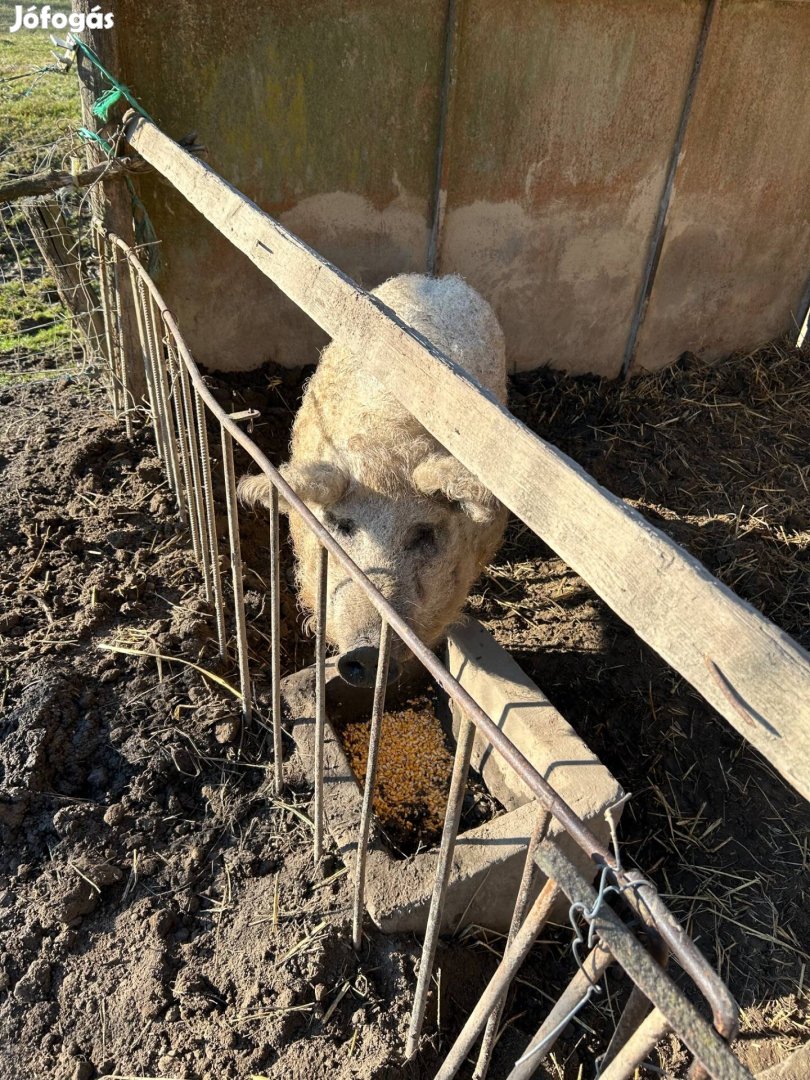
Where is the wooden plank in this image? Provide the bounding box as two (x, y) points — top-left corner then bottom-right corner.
(125, 114), (810, 802)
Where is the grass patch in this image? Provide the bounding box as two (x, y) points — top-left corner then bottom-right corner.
(0, 1), (83, 374)
(0, 274), (73, 354)
(0, 0), (81, 180)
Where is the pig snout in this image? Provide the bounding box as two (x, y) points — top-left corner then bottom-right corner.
(337, 646), (401, 689)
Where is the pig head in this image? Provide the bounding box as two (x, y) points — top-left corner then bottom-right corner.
(238, 452), (506, 687)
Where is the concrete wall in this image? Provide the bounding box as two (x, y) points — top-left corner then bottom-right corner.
(115, 0), (810, 377)
(633, 0), (810, 371)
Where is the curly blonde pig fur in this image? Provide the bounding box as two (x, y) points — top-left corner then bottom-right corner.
(239, 273), (507, 686)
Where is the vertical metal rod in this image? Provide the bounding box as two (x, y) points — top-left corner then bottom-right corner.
(195, 394), (228, 659)
(313, 544), (328, 867)
(112, 251), (133, 434)
(351, 620), (392, 949)
(142, 287), (172, 473)
(94, 228), (119, 416)
(795, 270), (810, 349)
(597, 1009), (671, 1080)
(145, 294), (186, 519)
(110, 249), (132, 435)
(139, 282), (172, 474)
(434, 877), (560, 1080)
(474, 807), (552, 1079)
(178, 355), (213, 600)
(506, 944), (614, 1080)
(127, 259), (161, 440)
(619, 0), (717, 378)
(104, 235), (123, 418)
(406, 711), (477, 1058)
(269, 483), (284, 794)
(221, 426), (253, 727)
(166, 336), (202, 564)
(134, 273), (167, 463)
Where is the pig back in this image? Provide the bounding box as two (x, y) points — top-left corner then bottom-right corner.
(289, 274), (506, 476)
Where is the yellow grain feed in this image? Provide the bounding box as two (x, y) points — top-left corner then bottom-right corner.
(334, 697), (454, 848)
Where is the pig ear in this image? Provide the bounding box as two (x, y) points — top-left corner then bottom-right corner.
(238, 462), (348, 514)
(278, 461), (349, 508)
(412, 453), (501, 525)
(237, 473), (273, 510)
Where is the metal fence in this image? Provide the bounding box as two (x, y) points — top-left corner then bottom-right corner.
(91, 223), (756, 1080)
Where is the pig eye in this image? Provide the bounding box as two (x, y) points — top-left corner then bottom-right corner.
(324, 511), (356, 538)
(406, 525), (437, 551)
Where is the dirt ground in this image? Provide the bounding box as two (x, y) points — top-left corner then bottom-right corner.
(0, 341), (808, 1080)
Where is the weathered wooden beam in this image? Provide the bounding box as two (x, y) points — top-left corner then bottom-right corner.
(0, 157), (148, 206)
(19, 196), (105, 358)
(125, 113), (810, 801)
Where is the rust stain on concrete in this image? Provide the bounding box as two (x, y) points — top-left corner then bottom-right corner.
(438, 0), (706, 374)
(633, 1), (810, 371)
(116, 0), (446, 370)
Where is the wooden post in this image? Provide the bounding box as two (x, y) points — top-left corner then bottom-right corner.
(73, 0), (146, 405)
(125, 113), (810, 800)
(19, 196), (106, 358)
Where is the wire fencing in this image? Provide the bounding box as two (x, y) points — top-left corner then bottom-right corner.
(91, 226), (753, 1080)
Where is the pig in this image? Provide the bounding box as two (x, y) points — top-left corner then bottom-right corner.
(238, 273), (507, 687)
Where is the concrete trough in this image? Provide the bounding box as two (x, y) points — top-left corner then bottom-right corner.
(282, 616), (623, 935)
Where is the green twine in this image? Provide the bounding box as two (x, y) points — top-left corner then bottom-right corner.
(72, 37), (152, 122)
(91, 86), (126, 123)
(74, 38), (161, 279)
(77, 126), (114, 155)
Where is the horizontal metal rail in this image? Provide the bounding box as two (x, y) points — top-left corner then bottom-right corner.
(96, 227), (751, 1080)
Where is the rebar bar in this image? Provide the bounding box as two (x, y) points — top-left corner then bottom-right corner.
(406, 711), (477, 1058)
(269, 483), (284, 794)
(152, 294), (187, 517)
(598, 1008), (671, 1080)
(166, 335), (202, 563)
(351, 620), (392, 950)
(194, 393), (227, 659)
(473, 806), (552, 1079)
(507, 943), (615, 1080)
(177, 355), (212, 601)
(142, 291), (184, 516)
(93, 227), (121, 417)
(435, 877), (560, 1080)
(126, 256), (161, 443)
(313, 545), (328, 867)
(110, 248), (131, 435)
(599, 985), (655, 1077)
(221, 426), (253, 727)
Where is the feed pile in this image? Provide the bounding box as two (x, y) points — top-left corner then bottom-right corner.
(333, 696), (455, 849)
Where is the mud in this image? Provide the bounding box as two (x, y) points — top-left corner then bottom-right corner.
(0, 367), (449, 1079)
